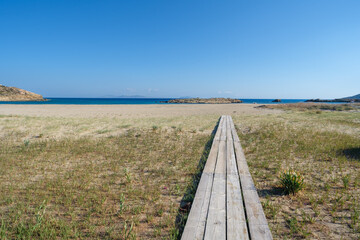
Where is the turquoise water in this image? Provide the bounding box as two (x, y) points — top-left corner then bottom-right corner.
(0, 98), (347, 105)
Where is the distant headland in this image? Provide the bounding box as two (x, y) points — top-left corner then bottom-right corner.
(0, 85), (45, 101)
(161, 98), (243, 104)
(306, 94), (360, 103)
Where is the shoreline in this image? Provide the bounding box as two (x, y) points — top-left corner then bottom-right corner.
(0, 103), (279, 118)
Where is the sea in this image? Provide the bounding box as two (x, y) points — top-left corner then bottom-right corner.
(0, 98), (315, 105)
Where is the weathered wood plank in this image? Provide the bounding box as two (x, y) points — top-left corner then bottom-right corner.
(227, 174), (250, 240)
(213, 115), (225, 141)
(226, 115), (249, 240)
(181, 116), (225, 240)
(220, 115), (227, 141)
(248, 224), (273, 239)
(204, 116), (227, 240)
(230, 119), (240, 143)
(203, 173), (226, 240)
(203, 116), (224, 174)
(181, 173), (214, 240)
(226, 116), (237, 175)
(229, 117), (273, 240)
(214, 130), (226, 175)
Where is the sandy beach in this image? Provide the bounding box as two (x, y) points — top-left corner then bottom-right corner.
(0, 103), (279, 118)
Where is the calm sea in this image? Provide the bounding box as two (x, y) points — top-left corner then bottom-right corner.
(0, 98), (313, 105)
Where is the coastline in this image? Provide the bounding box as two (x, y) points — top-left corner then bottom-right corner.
(0, 103), (279, 118)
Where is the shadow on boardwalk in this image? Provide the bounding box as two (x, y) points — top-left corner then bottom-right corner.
(172, 118), (220, 239)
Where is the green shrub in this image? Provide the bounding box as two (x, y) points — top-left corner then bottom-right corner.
(279, 169), (305, 195)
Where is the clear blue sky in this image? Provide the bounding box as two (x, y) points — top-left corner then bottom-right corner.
(1, 0), (359, 98)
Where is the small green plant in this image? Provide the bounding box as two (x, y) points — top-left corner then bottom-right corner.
(342, 174), (350, 189)
(118, 194), (126, 214)
(0, 219), (6, 238)
(152, 125), (158, 131)
(301, 210), (315, 224)
(279, 169), (305, 195)
(34, 200), (47, 230)
(350, 206), (359, 230)
(122, 220), (135, 240)
(24, 139), (30, 146)
(124, 168), (131, 183)
(263, 198), (279, 219)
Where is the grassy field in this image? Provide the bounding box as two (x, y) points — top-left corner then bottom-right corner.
(0, 104), (359, 239)
(234, 104), (360, 239)
(0, 114), (220, 239)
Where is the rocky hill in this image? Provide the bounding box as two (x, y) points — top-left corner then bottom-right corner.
(0, 85), (45, 101)
(306, 94), (360, 103)
(343, 94), (360, 100)
(163, 98), (243, 104)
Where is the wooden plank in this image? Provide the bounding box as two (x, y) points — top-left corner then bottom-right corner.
(230, 119), (240, 143)
(248, 224), (273, 239)
(213, 115), (225, 141)
(226, 116), (237, 175)
(229, 116), (273, 240)
(240, 175), (257, 191)
(203, 116), (227, 240)
(226, 116), (249, 240)
(214, 128), (226, 175)
(204, 173), (226, 240)
(227, 174), (250, 240)
(181, 173), (214, 240)
(181, 116), (225, 240)
(203, 116), (224, 173)
(203, 140), (220, 174)
(220, 115), (227, 141)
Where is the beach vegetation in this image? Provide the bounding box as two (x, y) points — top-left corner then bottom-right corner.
(0, 115), (210, 239)
(279, 169), (305, 195)
(234, 106), (360, 239)
(1, 105), (359, 239)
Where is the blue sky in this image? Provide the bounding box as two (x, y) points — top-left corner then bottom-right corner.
(1, 0), (359, 98)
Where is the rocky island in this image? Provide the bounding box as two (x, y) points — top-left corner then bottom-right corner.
(0, 84), (45, 101)
(306, 94), (360, 103)
(162, 97), (243, 104)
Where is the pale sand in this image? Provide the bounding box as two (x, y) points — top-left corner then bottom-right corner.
(0, 104), (279, 118)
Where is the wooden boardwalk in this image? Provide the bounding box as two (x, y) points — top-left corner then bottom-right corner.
(181, 115), (272, 240)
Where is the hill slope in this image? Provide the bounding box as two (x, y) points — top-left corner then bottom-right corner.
(0, 85), (45, 101)
(306, 93), (360, 103)
(342, 94), (360, 100)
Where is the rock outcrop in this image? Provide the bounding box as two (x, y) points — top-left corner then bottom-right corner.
(306, 98), (360, 103)
(0, 85), (45, 101)
(342, 94), (360, 100)
(163, 98), (243, 104)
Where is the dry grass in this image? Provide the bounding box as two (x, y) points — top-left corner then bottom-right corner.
(1, 105), (359, 239)
(0, 114), (220, 141)
(260, 102), (360, 112)
(0, 115), (213, 239)
(233, 108), (360, 239)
